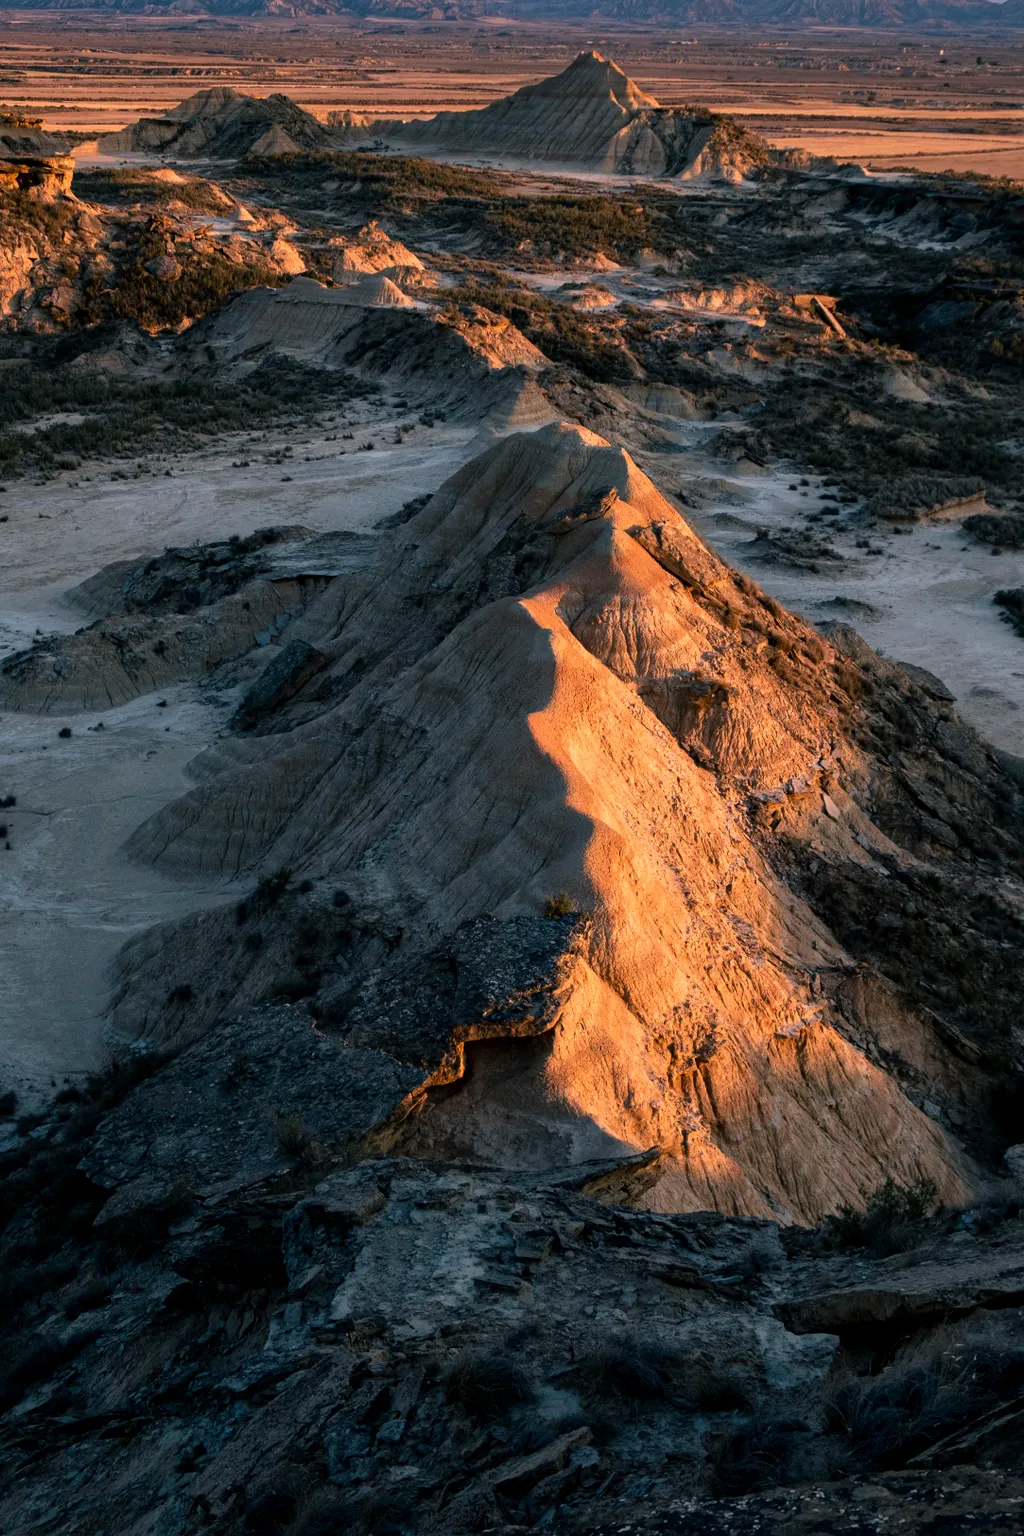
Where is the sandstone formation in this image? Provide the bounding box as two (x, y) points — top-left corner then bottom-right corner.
(353, 52), (777, 180)
(0, 119), (73, 199)
(97, 55), (779, 181)
(6, 105), (1024, 1536)
(99, 87), (335, 160)
(331, 221), (424, 283)
(0, 171), (308, 334)
(4, 421), (1024, 1536)
(40, 419), (1010, 1229)
(182, 277), (545, 419)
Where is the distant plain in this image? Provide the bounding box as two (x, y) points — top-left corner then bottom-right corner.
(4, 14), (1024, 175)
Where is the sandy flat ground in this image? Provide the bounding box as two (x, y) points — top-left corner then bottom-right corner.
(0, 423), (474, 647)
(0, 415), (476, 1109)
(639, 445), (1024, 756)
(0, 694), (232, 1103)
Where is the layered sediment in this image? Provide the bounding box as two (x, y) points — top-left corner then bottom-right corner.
(35, 420), (1014, 1225)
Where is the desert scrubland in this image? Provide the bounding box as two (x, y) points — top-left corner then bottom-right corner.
(4, 28), (1024, 1536)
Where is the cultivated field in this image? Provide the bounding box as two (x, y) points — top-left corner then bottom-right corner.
(3, 14), (1024, 174)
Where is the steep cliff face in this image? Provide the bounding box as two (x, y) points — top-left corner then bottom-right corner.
(0, 123), (73, 199)
(89, 421), (1024, 1226)
(608, 107), (774, 181)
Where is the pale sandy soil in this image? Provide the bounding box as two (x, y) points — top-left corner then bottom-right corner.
(0, 694), (231, 1105)
(639, 442), (1024, 756)
(0, 414), (476, 1108)
(1, 426), (474, 645)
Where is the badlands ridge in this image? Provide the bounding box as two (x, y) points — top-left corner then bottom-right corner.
(4, 418), (1021, 1221)
(4, 50), (1024, 1536)
(3, 415), (1024, 1534)
(104, 52), (783, 180)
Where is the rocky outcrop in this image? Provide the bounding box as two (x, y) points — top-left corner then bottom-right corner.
(81, 1005), (421, 1202)
(186, 278), (545, 417)
(96, 421), (1024, 1225)
(5, 424), (1024, 1535)
(357, 52), (776, 181)
(331, 221), (424, 283)
(0, 183), (305, 336)
(93, 55), (783, 181)
(0, 578), (321, 713)
(2, 529), (328, 712)
(66, 525), (314, 620)
(6, 1091), (1024, 1536)
(0, 121), (73, 199)
(99, 87), (336, 161)
(232, 639), (330, 729)
(0, 1141), (840, 1535)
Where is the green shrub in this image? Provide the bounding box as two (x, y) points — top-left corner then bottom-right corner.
(757, 380), (1022, 501)
(455, 279), (635, 383)
(247, 148), (493, 205)
(582, 1340), (676, 1401)
(483, 194), (654, 261)
(0, 356), (369, 480)
(63, 1276), (113, 1319)
(995, 587), (1024, 636)
(237, 152), (691, 264)
(101, 223), (283, 333)
(74, 169), (231, 214)
(829, 1176), (939, 1255)
(257, 867), (292, 907)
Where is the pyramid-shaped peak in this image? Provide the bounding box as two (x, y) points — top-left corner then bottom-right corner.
(165, 86), (244, 122)
(560, 50), (660, 110)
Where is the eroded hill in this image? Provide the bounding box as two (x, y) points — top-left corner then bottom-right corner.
(3, 422), (1024, 1536)
(5, 421), (1021, 1220)
(5, 57), (1024, 1536)
(355, 52), (777, 181)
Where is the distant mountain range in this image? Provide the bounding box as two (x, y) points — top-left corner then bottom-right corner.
(11, 0), (1024, 26)
(501, 0), (1024, 22)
